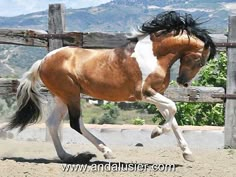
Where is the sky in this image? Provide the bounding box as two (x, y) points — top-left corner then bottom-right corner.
(1, 1), (236, 17)
(0, 0), (112, 17)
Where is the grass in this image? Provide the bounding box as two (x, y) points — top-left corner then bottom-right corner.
(79, 100), (160, 125)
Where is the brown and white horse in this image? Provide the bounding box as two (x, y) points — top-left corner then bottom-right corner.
(6, 11), (216, 162)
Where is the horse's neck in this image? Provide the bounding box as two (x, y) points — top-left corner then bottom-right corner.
(125, 34), (179, 76)
(156, 34), (191, 72)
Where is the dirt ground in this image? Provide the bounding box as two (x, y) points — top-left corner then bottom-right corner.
(0, 139), (235, 177)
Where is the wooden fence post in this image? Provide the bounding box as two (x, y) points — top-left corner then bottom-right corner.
(225, 15), (236, 148)
(45, 4), (65, 141)
(48, 4), (65, 51)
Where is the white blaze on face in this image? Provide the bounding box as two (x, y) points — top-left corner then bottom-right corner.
(131, 35), (159, 82)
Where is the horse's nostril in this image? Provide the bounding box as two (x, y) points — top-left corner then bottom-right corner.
(184, 83), (189, 87)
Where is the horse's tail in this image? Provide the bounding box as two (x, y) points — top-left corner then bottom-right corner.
(6, 60), (45, 132)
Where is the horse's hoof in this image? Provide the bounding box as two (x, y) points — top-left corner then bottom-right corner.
(183, 153), (195, 162)
(151, 126), (162, 139)
(64, 152), (96, 164)
(104, 152), (115, 159)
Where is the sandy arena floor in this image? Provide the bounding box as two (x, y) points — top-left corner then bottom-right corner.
(0, 139), (235, 177)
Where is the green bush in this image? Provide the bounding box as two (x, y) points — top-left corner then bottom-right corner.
(176, 52), (226, 126)
(98, 103), (120, 124)
(133, 118), (145, 125)
(193, 52), (227, 88)
(101, 103), (115, 110)
(98, 112), (116, 124)
(175, 102), (224, 126)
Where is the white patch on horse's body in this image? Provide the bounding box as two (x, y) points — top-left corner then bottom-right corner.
(131, 35), (159, 82)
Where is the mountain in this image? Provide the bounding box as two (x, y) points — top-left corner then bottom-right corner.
(0, 0), (235, 78)
(1, 0), (234, 32)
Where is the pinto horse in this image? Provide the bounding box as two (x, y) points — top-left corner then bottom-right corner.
(6, 11), (216, 162)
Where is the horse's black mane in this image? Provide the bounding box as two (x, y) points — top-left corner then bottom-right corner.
(138, 11), (216, 60)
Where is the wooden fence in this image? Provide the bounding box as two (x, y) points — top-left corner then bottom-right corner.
(0, 4), (235, 148)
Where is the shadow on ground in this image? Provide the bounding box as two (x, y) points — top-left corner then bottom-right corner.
(1, 156), (183, 170)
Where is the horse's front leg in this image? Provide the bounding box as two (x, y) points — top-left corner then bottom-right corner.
(143, 90), (194, 162)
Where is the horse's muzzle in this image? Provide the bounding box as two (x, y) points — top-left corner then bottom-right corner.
(177, 77), (189, 87)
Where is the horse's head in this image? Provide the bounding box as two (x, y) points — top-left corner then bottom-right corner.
(177, 36), (214, 87)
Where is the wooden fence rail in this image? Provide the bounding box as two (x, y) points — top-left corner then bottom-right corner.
(0, 78), (225, 103)
(0, 29), (230, 49)
(0, 4), (235, 148)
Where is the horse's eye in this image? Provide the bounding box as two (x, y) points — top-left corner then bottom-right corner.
(195, 58), (204, 67)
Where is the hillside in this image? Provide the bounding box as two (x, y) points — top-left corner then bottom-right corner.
(0, 0), (234, 78)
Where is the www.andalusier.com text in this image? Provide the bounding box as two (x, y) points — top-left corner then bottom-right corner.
(62, 162), (176, 172)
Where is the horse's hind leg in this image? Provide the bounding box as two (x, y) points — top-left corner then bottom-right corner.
(47, 97), (97, 163)
(46, 97), (73, 161)
(68, 98), (114, 159)
(79, 117), (114, 159)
